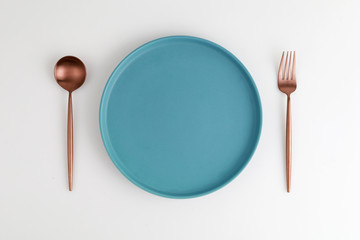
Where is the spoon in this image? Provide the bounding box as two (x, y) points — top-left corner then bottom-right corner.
(54, 56), (86, 191)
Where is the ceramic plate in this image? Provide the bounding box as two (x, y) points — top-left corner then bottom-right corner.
(100, 36), (262, 198)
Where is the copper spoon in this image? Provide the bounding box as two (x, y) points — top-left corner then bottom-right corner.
(54, 56), (86, 191)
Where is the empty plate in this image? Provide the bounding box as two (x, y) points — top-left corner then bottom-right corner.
(100, 36), (262, 198)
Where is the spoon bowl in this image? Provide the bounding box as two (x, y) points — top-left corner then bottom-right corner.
(55, 56), (86, 92)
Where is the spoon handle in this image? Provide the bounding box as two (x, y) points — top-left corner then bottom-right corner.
(68, 92), (73, 191)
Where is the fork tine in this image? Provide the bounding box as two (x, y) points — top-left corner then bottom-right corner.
(292, 51), (296, 80)
(284, 51), (289, 80)
(278, 51), (285, 80)
(288, 51), (292, 80)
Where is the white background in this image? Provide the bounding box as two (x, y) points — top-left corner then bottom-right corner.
(0, 0), (359, 239)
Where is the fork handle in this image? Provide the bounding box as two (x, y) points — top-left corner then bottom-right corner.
(286, 95), (292, 192)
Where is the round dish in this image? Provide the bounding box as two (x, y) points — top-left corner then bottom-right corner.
(100, 36), (262, 198)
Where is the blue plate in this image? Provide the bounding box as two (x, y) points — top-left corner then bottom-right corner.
(100, 36), (262, 198)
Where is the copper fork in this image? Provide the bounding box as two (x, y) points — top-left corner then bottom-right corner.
(278, 51), (296, 192)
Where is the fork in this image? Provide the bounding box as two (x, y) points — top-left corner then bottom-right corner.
(278, 51), (297, 192)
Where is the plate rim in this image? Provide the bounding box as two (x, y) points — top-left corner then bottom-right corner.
(99, 35), (263, 198)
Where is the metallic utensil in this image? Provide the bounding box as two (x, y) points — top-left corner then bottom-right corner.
(54, 56), (86, 191)
(278, 51), (297, 192)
